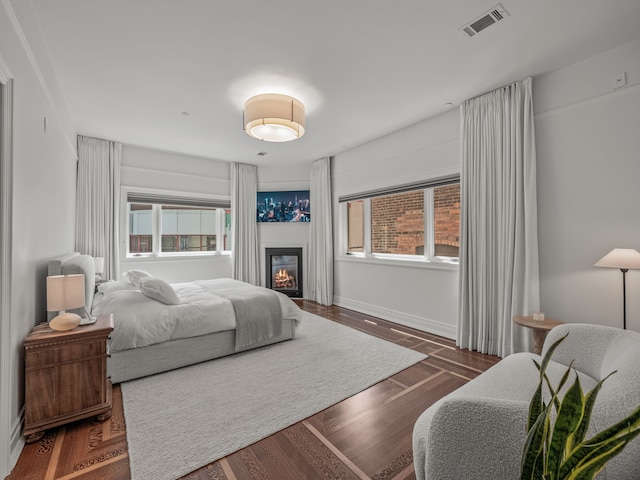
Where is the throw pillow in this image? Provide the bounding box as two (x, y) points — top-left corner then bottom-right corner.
(123, 269), (152, 287)
(139, 277), (180, 305)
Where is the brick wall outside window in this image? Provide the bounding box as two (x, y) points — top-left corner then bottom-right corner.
(371, 191), (424, 254)
(434, 184), (460, 256)
(369, 184), (460, 257)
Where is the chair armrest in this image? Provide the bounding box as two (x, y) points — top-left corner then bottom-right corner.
(542, 323), (623, 380)
(413, 397), (529, 480)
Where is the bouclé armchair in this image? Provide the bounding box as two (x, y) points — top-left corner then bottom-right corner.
(412, 323), (640, 480)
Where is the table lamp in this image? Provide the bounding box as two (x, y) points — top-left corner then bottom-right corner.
(594, 248), (640, 329)
(46, 274), (85, 331)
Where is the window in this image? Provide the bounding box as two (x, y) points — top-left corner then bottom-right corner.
(340, 176), (460, 262)
(126, 192), (231, 257)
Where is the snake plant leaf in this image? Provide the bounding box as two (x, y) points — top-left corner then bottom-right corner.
(562, 432), (639, 480)
(521, 403), (551, 480)
(558, 404), (640, 477)
(570, 371), (615, 449)
(547, 376), (584, 476)
(528, 335), (568, 431)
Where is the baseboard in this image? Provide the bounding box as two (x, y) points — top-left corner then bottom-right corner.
(9, 408), (24, 474)
(332, 296), (457, 340)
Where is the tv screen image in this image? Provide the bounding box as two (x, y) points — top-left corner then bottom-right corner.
(257, 190), (310, 223)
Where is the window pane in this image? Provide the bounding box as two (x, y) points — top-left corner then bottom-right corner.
(371, 191), (424, 255)
(129, 203), (153, 253)
(161, 205), (216, 252)
(347, 200), (364, 253)
(433, 184), (460, 257)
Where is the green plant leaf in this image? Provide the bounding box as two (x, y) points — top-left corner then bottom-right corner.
(562, 431), (639, 480)
(559, 404), (640, 477)
(527, 334), (568, 432)
(521, 403), (551, 480)
(570, 371), (615, 449)
(547, 376), (584, 476)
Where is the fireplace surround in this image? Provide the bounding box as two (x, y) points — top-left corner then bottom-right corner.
(265, 247), (303, 298)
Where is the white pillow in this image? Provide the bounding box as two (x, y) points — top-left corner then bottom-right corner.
(139, 277), (180, 305)
(97, 280), (138, 296)
(123, 269), (152, 287)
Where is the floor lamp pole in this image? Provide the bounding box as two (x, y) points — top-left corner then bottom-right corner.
(621, 268), (628, 330)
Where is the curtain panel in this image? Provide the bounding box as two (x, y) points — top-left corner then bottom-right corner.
(308, 157), (333, 305)
(75, 135), (122, 280)
(457, 77), (540, 357)
(230, 162), (260, 285)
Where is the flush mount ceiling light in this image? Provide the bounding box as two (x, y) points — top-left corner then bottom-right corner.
(244, 93), (305, 142)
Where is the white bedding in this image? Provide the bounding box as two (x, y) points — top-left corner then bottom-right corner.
(93, 278), (301, 353)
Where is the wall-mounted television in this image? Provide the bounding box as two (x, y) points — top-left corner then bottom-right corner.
(257, 190), (310, 223)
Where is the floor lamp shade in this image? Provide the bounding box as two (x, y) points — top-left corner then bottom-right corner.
(47, 274), (85, 331)
(594, 248), (640, 330)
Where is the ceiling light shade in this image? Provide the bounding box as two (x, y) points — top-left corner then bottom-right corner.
(244, 94), (305, 142)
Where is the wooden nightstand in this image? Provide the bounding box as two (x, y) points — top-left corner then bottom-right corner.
(23, 313), (114, 443)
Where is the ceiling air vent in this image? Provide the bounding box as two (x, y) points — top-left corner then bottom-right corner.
(459, 4), (509, 38)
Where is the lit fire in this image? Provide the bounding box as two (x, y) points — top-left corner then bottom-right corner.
(274, 268), (296, 288)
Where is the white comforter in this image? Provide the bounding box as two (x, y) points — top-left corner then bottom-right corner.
(93, 278), (300, 353)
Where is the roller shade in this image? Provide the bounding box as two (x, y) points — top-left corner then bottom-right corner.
(338, 174), (459, 203)
(127, 192), (230, 209)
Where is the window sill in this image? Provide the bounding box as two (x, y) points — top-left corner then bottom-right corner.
(336, 253), (459, 271)
(124, 252), (231, 262)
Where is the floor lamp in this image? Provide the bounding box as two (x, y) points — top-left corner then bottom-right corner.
(594, 248), (640, 330)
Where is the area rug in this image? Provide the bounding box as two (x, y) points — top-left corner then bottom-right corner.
(121, 311), (427, 480)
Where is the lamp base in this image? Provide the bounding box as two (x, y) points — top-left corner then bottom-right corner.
(79, 316), (97, 326)
(49, 312), (82, 331)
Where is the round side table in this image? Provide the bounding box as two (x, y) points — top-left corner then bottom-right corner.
(513, 315), (563, 355)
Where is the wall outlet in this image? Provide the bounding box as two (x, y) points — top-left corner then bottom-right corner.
(613, 72), (626, 89)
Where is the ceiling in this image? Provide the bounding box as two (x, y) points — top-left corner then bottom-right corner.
(29, 0), (640, 166)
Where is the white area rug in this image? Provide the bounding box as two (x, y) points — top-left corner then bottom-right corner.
(121, 311), (427, 480)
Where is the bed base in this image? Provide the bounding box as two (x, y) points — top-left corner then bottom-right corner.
(108, 317), (297, 383)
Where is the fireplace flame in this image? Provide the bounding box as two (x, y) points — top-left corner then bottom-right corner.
(274, 268), (296, 288)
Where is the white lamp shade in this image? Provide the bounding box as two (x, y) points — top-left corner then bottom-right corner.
(46, 274), (86, 311)
(244, 94), (305, 142)
(594, 248), (640, 270)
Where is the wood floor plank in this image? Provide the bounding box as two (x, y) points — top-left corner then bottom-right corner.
(8, 302), (499, 480)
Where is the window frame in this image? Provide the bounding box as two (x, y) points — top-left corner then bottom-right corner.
(122, 188), (232, 260)
(338, 175), (460, 267)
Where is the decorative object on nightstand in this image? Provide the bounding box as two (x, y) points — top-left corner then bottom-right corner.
(46, 274), (85, 331)
(513, 315), (563, 354)
(594, 248), (640, 329)
(23, 313), (114, 443)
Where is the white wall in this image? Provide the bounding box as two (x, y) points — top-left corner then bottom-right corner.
(1, 2), (78, 476)
(331, 110), (460, 338)
(120, 145), (232, 281)
(535, 38), (640, 331)
(330, 37), (640, 338)
(257, 163), (312, 293)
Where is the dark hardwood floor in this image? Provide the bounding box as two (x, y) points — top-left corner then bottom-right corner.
(8, 301), (500, 480)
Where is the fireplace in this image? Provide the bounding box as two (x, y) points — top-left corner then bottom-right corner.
(265, 247), (303, 298)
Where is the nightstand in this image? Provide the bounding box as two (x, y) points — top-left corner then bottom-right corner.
(23, 313), (114, 443)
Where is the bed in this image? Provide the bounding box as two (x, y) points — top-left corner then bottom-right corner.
(48, 253), (302, 383)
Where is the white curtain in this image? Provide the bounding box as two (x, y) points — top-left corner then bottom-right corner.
(75, 135), (122, 280)
(458, 77), (539, 357)
(231, 162), (260, 284)
(308, 157), (333, 305)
